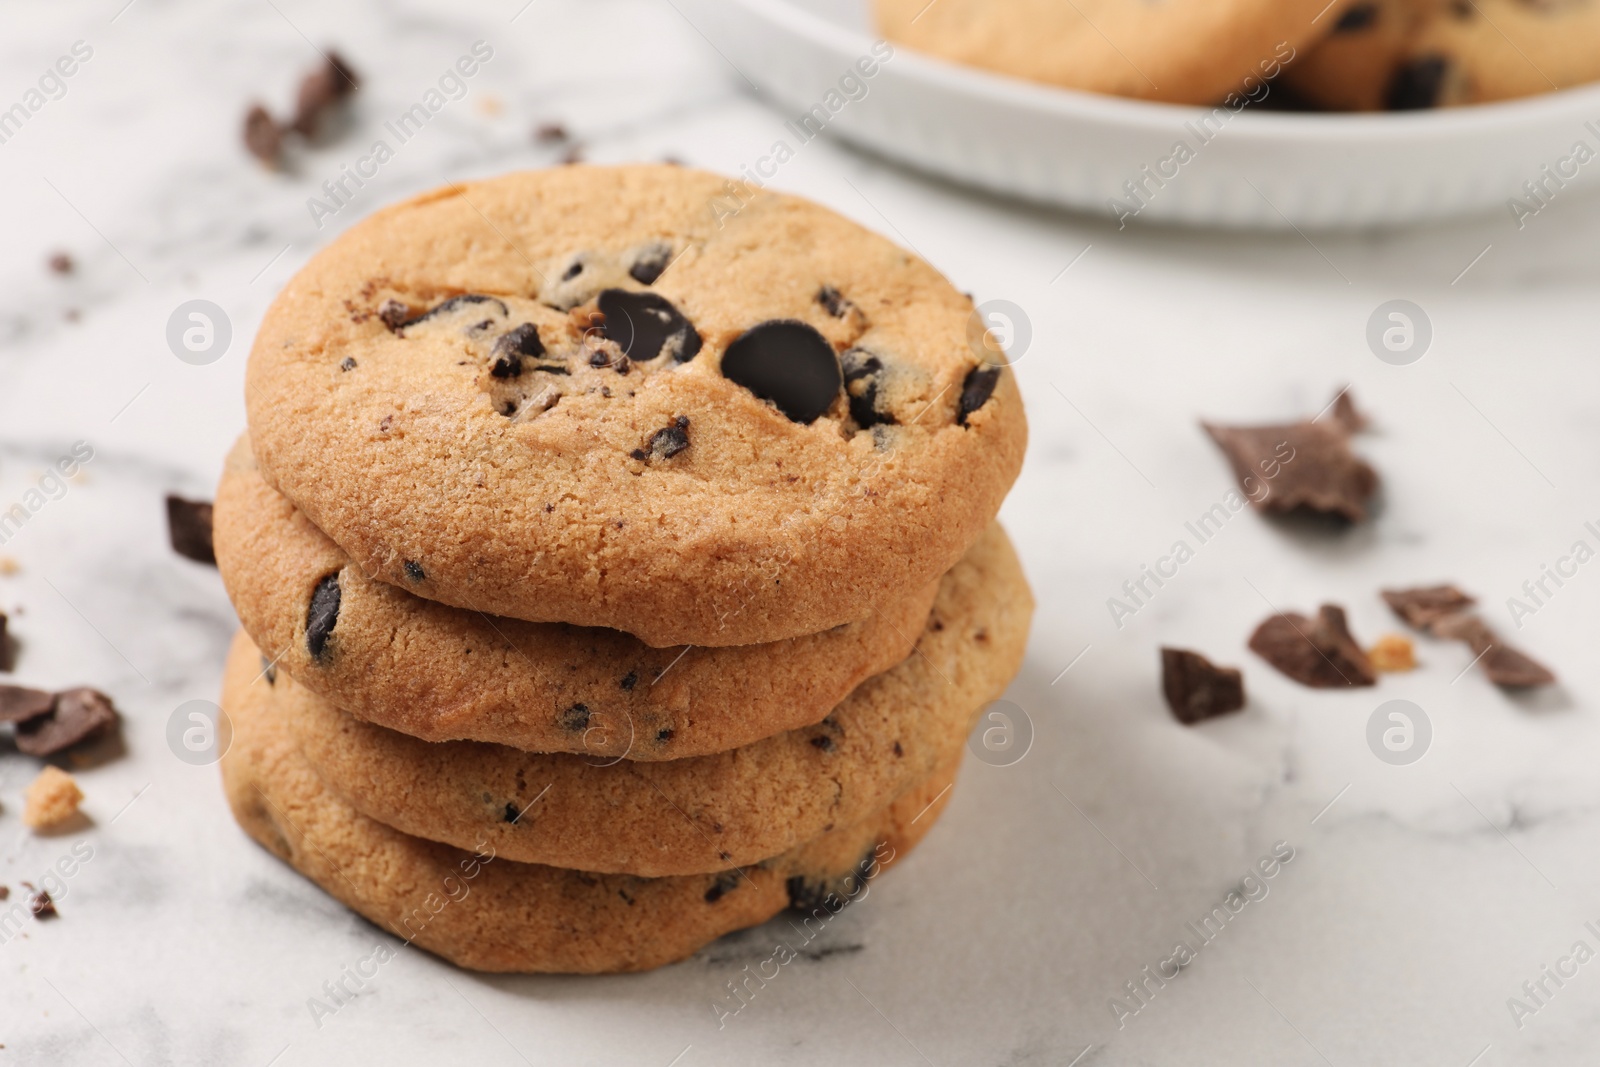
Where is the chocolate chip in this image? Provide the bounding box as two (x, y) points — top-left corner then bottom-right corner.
(403, 560), (425, 583)
(260, 655), (277, 686)
(243, 104), (282, 167)
(377, 299), (410, 330)
(0, 685), (53, 724)
(490, 323), (545, 378)
(958, 366), (1001, 426)
(809, 735), (833, 751)
(47, 252), (73, 275)
(1249, 605), (1376, 688)
(502, 802), (521, 824)
(561, 260), (584, 282)
(619, 671), (638, 691)
(1381, 585), (1477, 632)
(629, 243), (672, 285)
(631, 416), (690, 462)
(14, 688), (119, 757)
(705, 871), (741, 904)
(1161, 648), (1246, 724)
(589, 350), (629, 374)
(656, 728), (674, 742)
(289, 51), (360, 138)
(402, 294), (508, 328)
(534, 122), (569, 144)
(1386, 56), (1450, 110)
(1432, 614), (1556, 688)
(597, 290), (702, 363)
(1334, 3), (1379, 31)
(305, 573), (342, 661)
(842, 348), (895, 429)
(340, 357), (357, 372)
(817, 285), (853, 318)
(892, 741), (903, 757)
(165, 495), (215, 565)
(787, 847), (877, 913)
(1202, 419), (1379, 522)
(560, 703), (590, 731)
(720, 320), (841, 424)
(27, 886), (56, 920)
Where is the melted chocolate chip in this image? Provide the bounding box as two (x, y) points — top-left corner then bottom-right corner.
(403, 560), (426, 583)
(817, 285), (853, 318)
(402, 294), (508, 328)
(1249, 605), (1376, 688)
(305, 573), (342, 661)
(842, 348), (895, 429)
(631, 416), (690, 462)
(597, 290), (702, 363)
(1386, 56), (1449, 110)
(629, 243), (672, 285)
(958, 366), (1001, 426)
(14, 688), (119, 757)
(165, 495), (216, 565)
(490, 323), (545, 378)
(1161, 648), (1246, 724)
(1334, 2), (1378, 31)
(560, 703), (590, 731)
(721, 320), (841, 424)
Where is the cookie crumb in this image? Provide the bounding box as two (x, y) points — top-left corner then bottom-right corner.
(1368, 633), (1417, 672)
(0, 555), (19, 575)
(23, 766), (83, 830)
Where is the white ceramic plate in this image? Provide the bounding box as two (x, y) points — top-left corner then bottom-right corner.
(674, 0), (1600, 229)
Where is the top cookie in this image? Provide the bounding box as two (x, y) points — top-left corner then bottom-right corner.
(246, 165), (1025, 647)
(876, 0), (1344, 105)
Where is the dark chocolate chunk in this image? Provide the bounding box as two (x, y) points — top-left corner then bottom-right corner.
(597, 290), (702, 363)
(619, 671), (638, 691)
(631, 416), (690, 462)
(1381, 585), (1477, 632)
(720, 320), (841, 424)
(1334, 3), (1379, 31)
(0, 685), (54, 724)
(340, 357), (357, 372)
(14, 688), (119, 757)
(1161, 648), (1246, 724)
(377, 299), (410, 330)
(629, 243), (673, 285)
(289, 51), (360, 138)
(27, 885), (56, 920)
(165, 495), (216, 565)
(957, 366), (1001, 426)
(1432, 614), (1556, 688)
(243, 104), (282, 167)
(490, 323), (545, 378)
(305, 573), (342, 661)
(560, 703), (590, 731)
(403, 560), (425, 583)
(842, 348), (895, 429)
(47, 252), (73, 275)
(1249, 604), (1377, 688)
(502, 802), (521, 825)
(401, 294), (508, 328)
(817, 285), (853, 318)
(1386, 56), (1450, 110)
(704, 871), (741, 904)
(1202, 419), (1379, 522)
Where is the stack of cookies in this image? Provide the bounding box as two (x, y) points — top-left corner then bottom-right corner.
(213, 165), (1030, 973)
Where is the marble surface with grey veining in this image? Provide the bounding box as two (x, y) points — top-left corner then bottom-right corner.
(3, 1), (1600, 1064)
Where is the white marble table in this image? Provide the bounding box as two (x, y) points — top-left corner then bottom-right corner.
(3, 1), (1599, 1064)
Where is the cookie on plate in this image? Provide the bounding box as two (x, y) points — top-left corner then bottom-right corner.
(215, 437), (940, 759)
(220, 636), (961, 974)
(259, 520), (1029, 876)
(1287, 0), (1600, 109)
(876, 0), (1343, 105)
(245, 165), (1025, 648)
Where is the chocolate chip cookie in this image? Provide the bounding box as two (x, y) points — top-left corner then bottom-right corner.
(215, 437), (940, 759)
(245, 165), (1025, 648)
(220, 634), (961, 974)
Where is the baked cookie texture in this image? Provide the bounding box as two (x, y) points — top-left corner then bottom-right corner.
(215, 436), (941, 759)
(875, 0), (1343, 104)
(260, 521), (1029, 876)
(1287, 0), (1600, 109)
(244, 165), (1026, 648)
(220, 635), (960, 974)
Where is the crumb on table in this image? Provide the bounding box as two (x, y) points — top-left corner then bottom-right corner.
(1369, 633), (1417, 673)
(23, 765), (84, 829)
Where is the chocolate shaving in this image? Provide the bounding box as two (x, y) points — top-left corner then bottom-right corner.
(14, 688), (119, 757)
(1202, 418), (1378, 522)
(1432, 614), (1556, 688)
(1381, 585), (1476, 633)
(0, 685), (54, 724)
(1248, 604), (1376, 688)
(1160, 648), (1246, 724)
(165, 495), (216, 565)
